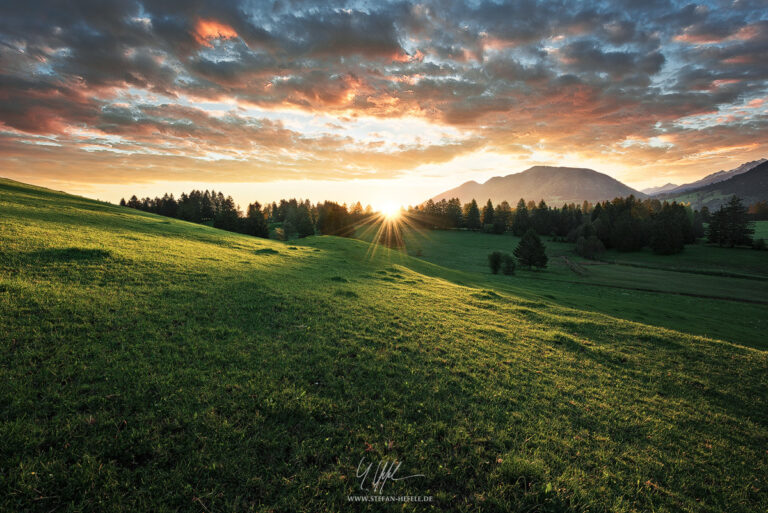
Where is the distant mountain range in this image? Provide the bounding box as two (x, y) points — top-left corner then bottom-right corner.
(656, 160), (768, 210)
(641, 183), (679, 195)
(645, 159), (766, 197)
(431, 166), (645, 206)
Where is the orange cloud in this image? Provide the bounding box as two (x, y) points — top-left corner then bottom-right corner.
(194, 19), (238, 47)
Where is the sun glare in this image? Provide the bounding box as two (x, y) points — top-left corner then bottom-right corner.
(379, 202), (402, 220)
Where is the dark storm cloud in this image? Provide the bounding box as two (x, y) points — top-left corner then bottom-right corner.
(0, 0), (766, 180)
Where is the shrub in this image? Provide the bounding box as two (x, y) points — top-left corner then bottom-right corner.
(575, 235), (605, 260)
(501, 254), (516, 275)
(488, 251), (503, 274)
(753, 238), (767, 251)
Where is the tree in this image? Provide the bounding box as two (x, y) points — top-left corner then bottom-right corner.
(575, 235), (605, 259)
(649, 203), (685, 255)
(126, 195), (141, 209)
(446, 198), (463, 228)
(295, 204), (315, 238)
(119, 198), (126, 207)
(531, 199), (551, 235)
(488, 251), (503, 274)
(213, 196), (241, 232)
(511, 199), (530, 236)
(501, 253), (516, 275)
(244, 202), (269, 238)
(464, 200), (481, 230)
(494, 201), (512, 234)
(482, 199), (495, 226)
(317, 201), (353, 236)
(707, 196), (754, 247)
(514, 228), (548, 269)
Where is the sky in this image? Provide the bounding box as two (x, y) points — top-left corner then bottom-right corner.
(1, 0), (767, 209)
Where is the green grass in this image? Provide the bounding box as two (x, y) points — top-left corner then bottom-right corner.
(355, 226), (768, 350)
(1, 178), (767, 512)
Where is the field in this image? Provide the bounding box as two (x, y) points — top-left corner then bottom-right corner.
(356, 223), (768, 350)
(1, 178), (767, 512)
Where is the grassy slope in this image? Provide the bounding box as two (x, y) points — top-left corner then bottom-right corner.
(1, 178), (767, 512)
(356, 226), (768, 350)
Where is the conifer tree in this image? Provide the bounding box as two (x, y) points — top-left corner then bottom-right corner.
(514, 228), (548, 269)
(464, 199), (481, 230)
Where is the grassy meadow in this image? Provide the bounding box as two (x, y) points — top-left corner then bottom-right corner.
(356, 223), (768, 350)
(1, 178), (767, 512)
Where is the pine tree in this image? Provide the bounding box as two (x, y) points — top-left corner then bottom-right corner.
(213, 196), (240, 232)
(650, 204), (684, 254)
(493, 201), (511, 234)
(511, 198), (530, 236)
(514, 228), (548, 269)
(482, 199), (495, 226)
(245, 202), (269, 238)
(707, 196), (754, 247)
(464, 199), (481, 230)
(295, 204), (315, 238)
(446, 198), (463, 228)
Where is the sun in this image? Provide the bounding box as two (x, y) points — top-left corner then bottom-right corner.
(378, 202), (402, 220)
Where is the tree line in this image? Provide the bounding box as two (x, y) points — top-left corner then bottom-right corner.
(411, 195), (759, 255)
(120, 191), (372, 239)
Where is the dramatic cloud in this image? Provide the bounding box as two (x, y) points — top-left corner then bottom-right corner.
(0, 0), (766, 201)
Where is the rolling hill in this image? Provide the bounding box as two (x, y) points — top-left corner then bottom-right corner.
(1, 177), (767, 512)
(658, 159), (768, 209)
(431, 166), (645, 206)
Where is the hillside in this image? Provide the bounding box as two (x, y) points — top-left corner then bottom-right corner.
(654, 159), (766, 197)
(1, 178), (767, 512)
(431, 166), (645, 206)
(659, 160), (768, 209)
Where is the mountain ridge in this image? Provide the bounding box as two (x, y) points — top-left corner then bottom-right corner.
(430, 165), (646, 206)
(649, 159), (766, 197)
(657, 160), (768, 209)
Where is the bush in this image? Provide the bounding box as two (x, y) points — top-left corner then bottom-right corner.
(753, 238), (767, 251)
(488, 251), (503, 274)
(501, 254), (516, 275)
(575, 235), (605, 260)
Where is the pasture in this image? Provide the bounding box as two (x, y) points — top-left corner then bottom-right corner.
(1, 178), (766, 512)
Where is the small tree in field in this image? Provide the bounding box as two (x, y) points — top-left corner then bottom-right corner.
(576, 235), (605, 260)
(501, 253), (516, 275)
(488, 251), (503, 274)
(515, 229), (548, 269)
(707, 196), (754, 247)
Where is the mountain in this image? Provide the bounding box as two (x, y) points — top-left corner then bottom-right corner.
(642, 183), (679, 195)
(659, 160), (768, 210)
(430, 166), (645, 206)
(652, 159), (766, 196)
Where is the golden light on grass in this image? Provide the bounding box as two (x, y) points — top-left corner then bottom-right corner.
(353, 200), (432, 260)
